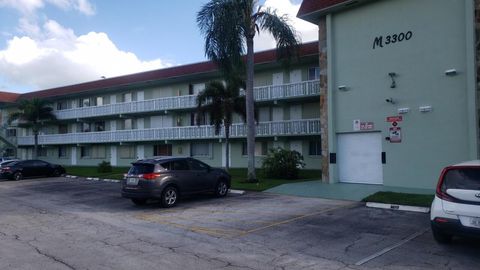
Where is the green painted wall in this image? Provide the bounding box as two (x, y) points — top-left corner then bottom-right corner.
(329, 0), (477, 189)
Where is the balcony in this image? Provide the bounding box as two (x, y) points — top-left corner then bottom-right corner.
(17, 119), (321, 146)
(54, 80), (320, 120)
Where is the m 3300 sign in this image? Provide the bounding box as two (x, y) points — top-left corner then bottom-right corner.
(373, 31), (413, 49)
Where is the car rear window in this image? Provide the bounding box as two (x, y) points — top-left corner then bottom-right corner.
(128, 163), (154, 175)
(442, 168), (480, 191)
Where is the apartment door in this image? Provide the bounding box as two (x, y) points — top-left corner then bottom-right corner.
(289, 69), (302, 83)
(290, 105), (302, 120)
(337, 132), (383, 185)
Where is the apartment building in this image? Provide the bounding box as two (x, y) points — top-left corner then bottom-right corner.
(298, 0), (479, 189)
(0, 42), (322, 169)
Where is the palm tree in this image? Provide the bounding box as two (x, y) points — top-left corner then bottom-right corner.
(197, 0), (299, 182)
(196, 77), (247, 171)
(8, 98), (57, 159)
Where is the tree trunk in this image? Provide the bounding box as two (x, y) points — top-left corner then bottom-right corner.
(33, 131), (38, 159)
(245, 36), (257, 182)
(225, 124), (230, 171)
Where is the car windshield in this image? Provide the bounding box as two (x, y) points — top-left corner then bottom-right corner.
(442, 168), (480, 191)
(128, 163), (154, 175)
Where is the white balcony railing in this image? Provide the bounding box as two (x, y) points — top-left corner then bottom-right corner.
(54, 80), (320, 120)
(17, 119), (321, 146)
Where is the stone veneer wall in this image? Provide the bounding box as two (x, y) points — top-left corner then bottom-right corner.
(318, 17), (329, 182)
(476, 0), (480, 148)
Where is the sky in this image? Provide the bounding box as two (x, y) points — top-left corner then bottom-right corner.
(0, 0), (317, 93)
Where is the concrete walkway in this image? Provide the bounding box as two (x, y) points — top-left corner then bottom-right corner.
(265, 180), (434, 201)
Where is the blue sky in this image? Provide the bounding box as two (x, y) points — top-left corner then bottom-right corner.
(0, 0), (315, 93)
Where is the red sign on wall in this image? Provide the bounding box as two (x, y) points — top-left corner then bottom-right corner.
(360, 122), (374, 131)
(386, 116), (403, 122)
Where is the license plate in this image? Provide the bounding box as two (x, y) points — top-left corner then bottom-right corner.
(126, 177), (138, 185)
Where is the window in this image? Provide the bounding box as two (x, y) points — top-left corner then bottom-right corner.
(191, 112), (208, 126)
(80, 146), (91, 158)
(94, 121), (105, 132)
(190, 142), (211, 157)
(6, 128), (16, 137)
(153, 144), (172, 156)
(188, 159), (209, 171)
(58, 146), (67, 158)
(308, 67), (320, 80)
(58, 124), (68, 134)
(57, 100), (68, 110)
(81, 122), (91, 132)
(119, 145), (135, 159)
(79, 98), (90, 107)
(92, 145), (106, 158)
(124, 119), (133, 130)
(309, 140), (322, 156)
(242, 142), (268, 156)
(38, 148), (47, 157)
(161, 160), (189, 171)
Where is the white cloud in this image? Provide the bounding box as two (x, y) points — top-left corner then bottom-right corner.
(0, 20), (171, 91)
(0, 0), (95, 16)
(254, 0), (317, 51)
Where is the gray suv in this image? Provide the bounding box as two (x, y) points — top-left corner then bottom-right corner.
(121, 157), (231, 207)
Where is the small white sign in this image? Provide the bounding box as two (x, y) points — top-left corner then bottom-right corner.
(353, 119), (361, 131)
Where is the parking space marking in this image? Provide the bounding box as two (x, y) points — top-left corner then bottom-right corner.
(135, 203), (355, 238)
(136, 213), (246, 238)
(235, 204), (352, 237)
(354, 228), (430, 266)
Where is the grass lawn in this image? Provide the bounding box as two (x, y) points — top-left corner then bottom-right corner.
(64, 166), (321, 192)
(362, 191), (435, 207)
(64, 166), (129, 180)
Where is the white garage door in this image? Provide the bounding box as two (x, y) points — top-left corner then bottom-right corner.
(337, 132), (383, 185)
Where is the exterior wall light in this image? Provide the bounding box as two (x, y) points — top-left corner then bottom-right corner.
(419, 105), (433, 112)
(445, 69), (457, 76)
(398, 107), (410, 114)
(338, 85), (349, 91)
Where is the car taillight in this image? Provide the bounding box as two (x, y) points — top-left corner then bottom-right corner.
(2, 166), (11, 171)
(436, 167), (455, 202)
(141, 173), (161, 180)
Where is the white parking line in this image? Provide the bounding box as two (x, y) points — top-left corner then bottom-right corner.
(355, 228), (429, 266)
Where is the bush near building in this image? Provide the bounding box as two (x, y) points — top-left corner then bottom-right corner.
(262, 148), (305, 179)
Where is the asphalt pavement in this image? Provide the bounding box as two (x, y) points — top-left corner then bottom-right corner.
(0, 177), (478, 270)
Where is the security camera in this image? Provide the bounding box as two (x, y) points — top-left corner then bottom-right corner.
(385, 98), (395, 104)
(338, 85), (348, 91)
(445, 69), (457, 76)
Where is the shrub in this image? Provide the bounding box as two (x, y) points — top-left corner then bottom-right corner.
(262, 148), (305, 179)
(97, 161), (112, 173)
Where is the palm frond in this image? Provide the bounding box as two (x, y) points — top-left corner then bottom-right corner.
(197, 0), (249, 76)
(255, 8), (300, 61)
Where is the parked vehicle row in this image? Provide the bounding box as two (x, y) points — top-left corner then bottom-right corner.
(0, 159), (65, 180)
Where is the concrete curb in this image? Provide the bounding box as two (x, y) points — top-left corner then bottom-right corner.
(65, 175), (121, 183)
(366, 202), (430, 213)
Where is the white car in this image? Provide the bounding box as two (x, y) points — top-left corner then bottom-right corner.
(430, 160), (480, 243)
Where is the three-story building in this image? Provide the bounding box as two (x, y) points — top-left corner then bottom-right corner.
(0, 42), (322, 169)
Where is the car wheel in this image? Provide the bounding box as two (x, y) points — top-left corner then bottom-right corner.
(161, 186), (178, 208)
(215, 180), (228, 197)
(14, 172), (23, 181)
(131, 198), (147, 206)
(432, 226), (453, 244)
(52, 169), (61, 177)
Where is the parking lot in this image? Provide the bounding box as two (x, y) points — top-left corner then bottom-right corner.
(0, 177), (478, 270)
